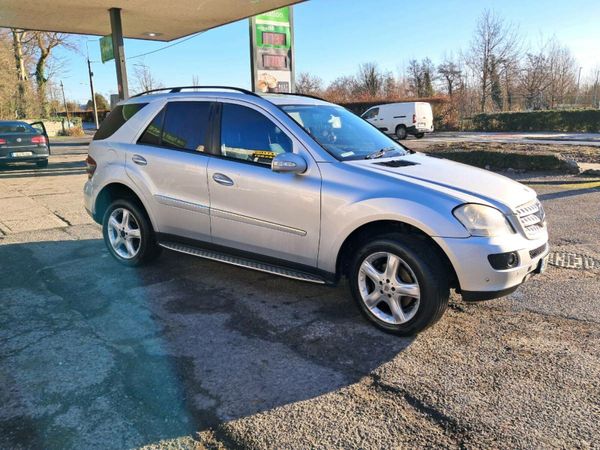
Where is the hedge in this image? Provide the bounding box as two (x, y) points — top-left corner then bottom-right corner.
(428, 150), (578, 172)
(469, 109), (600, 132)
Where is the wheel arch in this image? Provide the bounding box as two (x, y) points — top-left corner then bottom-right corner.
(335, 219), (459, 289)
(94, 182), (156, 230)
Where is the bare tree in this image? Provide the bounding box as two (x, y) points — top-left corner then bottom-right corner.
(324, 75), (358, 103)
(438, 57), (462, 97)
(356, 62), (383, 98)
(546, 39), (577, 108)
(33, 32), (73, 117)
(406, 59), (423, 97)
(296, 72), (323, 96)
(133, 62), (163, 93)
(407, 58), (435, 97)
(466, 10), (520, 112)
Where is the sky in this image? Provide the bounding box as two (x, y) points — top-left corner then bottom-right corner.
(55, 0), (600, 103)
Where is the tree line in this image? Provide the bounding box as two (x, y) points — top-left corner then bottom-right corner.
(297, 10), (600, 123)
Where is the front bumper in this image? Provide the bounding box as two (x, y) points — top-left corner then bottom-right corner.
(434, 231), (549, 300)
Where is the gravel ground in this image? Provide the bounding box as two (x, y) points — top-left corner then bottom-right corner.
(0, 151), (599, 449)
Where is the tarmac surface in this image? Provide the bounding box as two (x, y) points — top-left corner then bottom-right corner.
(0, 139), (599, 449)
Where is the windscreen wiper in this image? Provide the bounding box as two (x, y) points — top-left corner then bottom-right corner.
(365, 147), (398, 159)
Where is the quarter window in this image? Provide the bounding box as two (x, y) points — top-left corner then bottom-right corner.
(138, 108), (164, 146)
(220, 103), (292, 166)
(94, 103), (147, 140)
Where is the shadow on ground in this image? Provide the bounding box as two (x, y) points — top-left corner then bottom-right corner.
(0, 238), (412, 449)
(0, 160), (85, 179)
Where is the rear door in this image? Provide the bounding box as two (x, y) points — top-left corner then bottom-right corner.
(126, 100), (214, 242)
(207, 101), (321, 267)
(416, 103), (433, 130)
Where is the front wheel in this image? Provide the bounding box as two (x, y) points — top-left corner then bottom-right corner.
(349, 234), (449, 335)
(102, 199), (161, 266)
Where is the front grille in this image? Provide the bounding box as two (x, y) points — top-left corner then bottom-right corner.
(516, 200), (546, 239)
(529, 243), (547, 259)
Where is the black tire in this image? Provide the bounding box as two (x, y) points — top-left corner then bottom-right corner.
(36, 159), (48, 168)
(415, 133), (425, 139)
(102, 198), (161, 267)
(395, 125), (407, 140)
(349, 233), (449, 335)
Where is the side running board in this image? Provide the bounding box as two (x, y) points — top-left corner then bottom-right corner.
(159, 241), (327, 284)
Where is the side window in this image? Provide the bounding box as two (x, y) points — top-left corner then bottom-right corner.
(137, 101), (211, 152)
(94, 103), (148, 140)
(220, 103), (292, 166)
(138, 108), (164, 146)
(363, 107), (378, 119)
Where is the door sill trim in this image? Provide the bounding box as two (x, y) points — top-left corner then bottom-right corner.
(159, 239), (332, 285)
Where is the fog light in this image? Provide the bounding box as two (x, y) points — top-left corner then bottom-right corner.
(488, 251), (520, 270)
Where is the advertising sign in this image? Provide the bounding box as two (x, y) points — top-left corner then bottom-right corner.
(250, 7), (294, 93)
(99, 35), (114, 63)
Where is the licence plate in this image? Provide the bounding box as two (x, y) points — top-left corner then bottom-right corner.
(11, 151), (33, 157)
(536, 255), (549, 274)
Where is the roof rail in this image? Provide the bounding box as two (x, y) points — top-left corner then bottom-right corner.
(130, 86), (261, 98)
(264, 92), (326, 102)
(130, 86), (328, 103)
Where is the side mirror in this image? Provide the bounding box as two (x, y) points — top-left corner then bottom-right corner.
(271, 152), (307, 174)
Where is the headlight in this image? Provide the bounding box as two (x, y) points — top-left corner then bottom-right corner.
(453, 204), (515, 237)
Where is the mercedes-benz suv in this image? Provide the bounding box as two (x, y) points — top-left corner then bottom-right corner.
(84, 87), (549, 335)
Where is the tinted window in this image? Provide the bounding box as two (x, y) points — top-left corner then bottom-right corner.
(0, 121), (36, 133)
(160, 102), (211, 152)
(93, 103), (147, 140)
(220, 103), (292, 166)
(138, 108), (164, 146)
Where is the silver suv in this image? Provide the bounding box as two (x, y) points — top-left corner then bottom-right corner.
(84, 87), (549, 335)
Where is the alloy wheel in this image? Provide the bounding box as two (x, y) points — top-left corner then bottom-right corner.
(357, 251), (421, 324)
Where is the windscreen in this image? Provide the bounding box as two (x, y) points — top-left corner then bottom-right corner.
(281, 104), (408, 161)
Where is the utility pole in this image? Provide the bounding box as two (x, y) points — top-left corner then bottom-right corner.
(87, 58), (99, 129)
(60, 80), (71, 131)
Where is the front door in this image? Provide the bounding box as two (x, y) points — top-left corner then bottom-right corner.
(207, 101), (321, 267)
(125, 100), (214, 242)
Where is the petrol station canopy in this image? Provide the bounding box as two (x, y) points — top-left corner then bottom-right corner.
(0, 0), (303, 41)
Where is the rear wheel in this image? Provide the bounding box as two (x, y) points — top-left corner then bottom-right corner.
(349, 234), (449, 335)
(102, 199), (161, 266)
(395, 125), (407, 140)
(415, 133), (425, 139)
(36, 159), (48, 168)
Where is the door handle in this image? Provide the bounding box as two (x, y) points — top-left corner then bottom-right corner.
(132, 154), (147, 166)
(212, 173), (234, 186)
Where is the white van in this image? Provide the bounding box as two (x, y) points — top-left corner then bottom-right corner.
(361, 102), (434, 140)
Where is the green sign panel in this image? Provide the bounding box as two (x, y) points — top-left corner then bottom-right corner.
(99, 35), (114, 63)
(250, 6), (294, 93)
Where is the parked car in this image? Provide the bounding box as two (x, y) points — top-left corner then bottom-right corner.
(361, 102), (434, 140)
(0, 121), (50, 168)
(84, 87), (548, 335)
